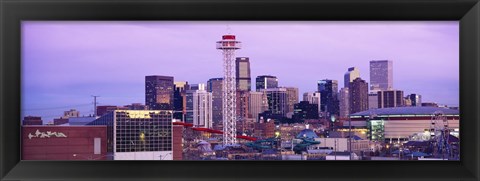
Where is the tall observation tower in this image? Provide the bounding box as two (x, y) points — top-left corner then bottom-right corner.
(216, 34), (241, 146)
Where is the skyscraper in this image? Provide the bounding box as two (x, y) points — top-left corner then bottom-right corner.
(145, 75), (174, 110)
(186, 84), (213, 128)
(317, 79), (339, 117)
(207, 78), (223, 127)
(284, 87), (299, 117)
(377, 90), (404, 108)
(338, 88), (349, 118)
(173, 81), (189, 120)
(349, 78), (369, 114)
(236, 57), (251, 91)
(236, 90), (250, 121)
(344, 67), (360, 88)
(370, 60), (393, 92)
(264, 88), (288, 117)
(256, 75), (278, 91)
(249, 91), (269, 123)
(303, 92), (321, 116)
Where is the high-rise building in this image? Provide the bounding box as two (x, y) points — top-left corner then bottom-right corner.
(174, 81), (189, 120)
(236, 90), (250, 121)
(207, 78), (223, 127)
(406, 93), (422, 107)
(368, 93), (379, 109)
(236, 57), (251, 91)
(284, 87), (299, 117)
(256, 75), (278, 91)
(186, 84), (213, 128)
(303, 92), (321, 116)
(317, 79), (339, 117)
(349, 78), (369, 114)
(378, 90), (404, 108)
(264, 88), (288, 117)
(338, 88), (350, 118)
(88, 110), (173, 160)
(344, 67), (360, 88)
(293, 101), (319, 121)
(249, 91), (269, 123)
(370, 60), (393, 92)
(145, 75), (174, 110)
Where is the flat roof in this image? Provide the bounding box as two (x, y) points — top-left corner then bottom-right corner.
(350, 107), (459, 117)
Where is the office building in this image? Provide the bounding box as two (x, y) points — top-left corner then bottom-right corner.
(22, 116), (43, 125)
(293, 101), (319, 121)
(249, 91), (269, 123)
(349, 78), (369, 114)
(186, 84), (213, 128)
(174, 81), (190, 120)
(317, 79), (339, 117)
(368, 93), (379, 109)
(378, 90), (404, 108)
(370, 60), (393, 92)
(88, 110), (173, 160)
(63, 109), (79, 118)
(236, 57), (251, 91)
(207, 78), (224, 127)
(344, 67), (360, 88)
(145, 75), (174, 110)
(338, 88), (349, 118)
(285, 87), (299, 116)
(264, 88), (288, 117)
(303, 92), (321, 116)
(256, 75), (278, 91)
(236, 90), (250, 121)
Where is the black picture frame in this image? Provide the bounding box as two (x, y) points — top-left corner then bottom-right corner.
(1, 0), (479, 180)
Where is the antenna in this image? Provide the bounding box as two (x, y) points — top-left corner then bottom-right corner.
(92, 95), (100, 117)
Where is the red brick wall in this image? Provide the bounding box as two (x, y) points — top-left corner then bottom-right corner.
(22, 126), (107, 160)
(172, 125), (183, 160)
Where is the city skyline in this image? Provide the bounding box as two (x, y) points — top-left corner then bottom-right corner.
(22, 21), (459, 121)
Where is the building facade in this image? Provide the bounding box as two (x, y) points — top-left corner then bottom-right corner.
(303, 92), (321, 116)
(370, 60), (393, 92)
(249, 91), (269, 123)
(145, 75), (174, 110)
(317, 79), (339, 117)
(186, 84), (213, 128)
(338, 88), (350, 118)
(174, 81), (190, 120)
(349, 78), (369, 114)
(406, 93), (422, 107)
(368, 93), (379, 109)
(344, 67), (360, 88)
(87, 110), (173, 160)
(256, 75), (278, 91)
(293, 101), (319, 121)
(236, 57), (251, 91)
(284, 87), (299, 117)
(207, 78), (224, 128)
(264, 88), (288, 117)
(377, 90), (404, 108)
(22, 125), (108, 160)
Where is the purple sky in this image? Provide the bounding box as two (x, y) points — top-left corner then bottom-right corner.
(21, 21), (459, 122)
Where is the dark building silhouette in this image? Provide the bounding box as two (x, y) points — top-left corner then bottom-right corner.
(317, 79), (339, 117)
(173, 82), (190, 120)
(145, 75), (174, 110)
(349, 78), (369, 114)
(23, 116), (43, 125)
(378, 90), (404, 108)
(293, 101), (319, 121)
(207, 78), (223, 128)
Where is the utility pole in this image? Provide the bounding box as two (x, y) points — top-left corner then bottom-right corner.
(92, 95), (100, 117)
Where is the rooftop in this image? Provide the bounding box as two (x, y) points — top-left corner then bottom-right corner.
(350, 107), (459, 117)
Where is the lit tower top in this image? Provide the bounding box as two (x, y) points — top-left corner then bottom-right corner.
(216, 34), (242, 146)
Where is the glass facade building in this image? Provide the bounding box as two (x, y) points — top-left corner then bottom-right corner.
(256, 75), (278, 91)
(207, 78), (224, 127)
(87, 110), (173, 160)
(145, 75), (174, 110)
(317, 79), (339, 117)
(370, 60), (393, 92)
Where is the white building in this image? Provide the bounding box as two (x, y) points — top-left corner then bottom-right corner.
(186, 84), (213, 128)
